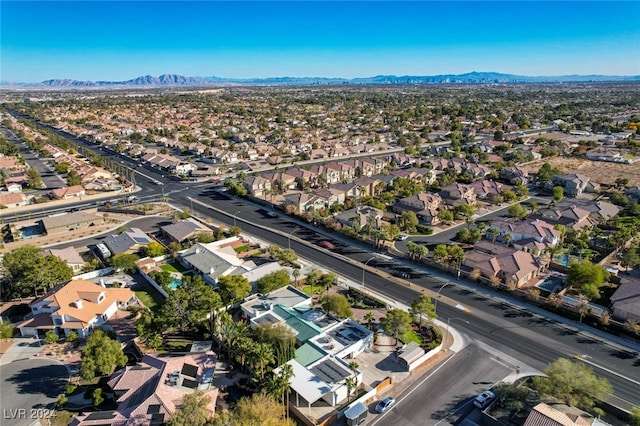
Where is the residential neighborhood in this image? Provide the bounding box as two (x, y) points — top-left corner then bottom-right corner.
(0, 82), (639, 426)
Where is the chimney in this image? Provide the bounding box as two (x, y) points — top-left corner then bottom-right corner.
(73, 299), (83, 309)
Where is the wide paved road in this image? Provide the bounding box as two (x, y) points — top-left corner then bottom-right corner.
(178, 188), (640, 411)
(4, 111), (639, 410)
(372, 345), (513, 426)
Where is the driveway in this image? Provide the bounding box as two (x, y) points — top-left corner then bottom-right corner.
(0, 357), (69, 426)
(0, 338), (43, 366)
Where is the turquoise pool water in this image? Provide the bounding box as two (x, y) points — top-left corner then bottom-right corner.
(19, 224), (44, 238)
(168, 276), (182, 290)
(537, 276), (564, 293)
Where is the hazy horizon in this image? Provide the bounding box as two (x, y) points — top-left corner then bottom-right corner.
(2, 1), (639, 83)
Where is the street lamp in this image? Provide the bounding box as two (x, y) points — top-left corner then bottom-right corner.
(362, 256), (378, 291)
(434, 282), (452, 316)
(445, 317), (469, 351)
(288, 227), (300, 250)
(233, 210), (241, 227)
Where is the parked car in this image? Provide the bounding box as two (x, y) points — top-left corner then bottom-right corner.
(396, 234), (409, 241)
(473, 390), (496, 409)
(375, 397), (395, 413)
(318, 240), (335, 250)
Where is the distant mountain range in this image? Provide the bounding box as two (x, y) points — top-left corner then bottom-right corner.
(4, 71), (640, 88)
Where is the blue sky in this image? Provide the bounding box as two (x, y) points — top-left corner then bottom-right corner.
(2, 1), (639, 82)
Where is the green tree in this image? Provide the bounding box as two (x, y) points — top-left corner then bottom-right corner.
(437, 209), (454, 224)
(553, 186), (564, 202)
(1, 245), (73, 297)
(254, 323), (296, 367)
(109, 253), (139, 272)
(43, 330), (58, 344)
(508, 204), (528, 220)
(197, 232), (214, 243)
(161, 275), (223, 332)
(80, 329), (127, 380)
(168, 390), (212, 426)
(630, 406), (640, 426)
(620, 247), (640, 271)
(247, 342), (275, 380)
(501, 189), (517, 203)
(433, 244), (449, 262)
(92, 388), (104, 406)
(27, 167), (43, 189)
(320, 293), (353, 318)
(399, 211), (419, 233)
(380, 308), (412, 344)
(0, 321), (15, 339)
(143, 241), (166, 257)
(66, 330), (78, 342)
(567, 260), (609, 300)
(66, 170), (82, 186)
(257, 269), (291, 294)
(531, 358), (612, 410)
(229, 391), (296, 426)
(536, 162), (561, 184)
(149, 270), (173, 289)
(410, 295), (437, 328)
(217, 274), (252, 305)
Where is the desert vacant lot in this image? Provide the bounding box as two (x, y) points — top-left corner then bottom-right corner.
(523, 158), (640, 187)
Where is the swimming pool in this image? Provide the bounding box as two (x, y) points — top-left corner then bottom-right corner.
(19, 224), (44, 239)
(536, 276), (565, 293)
(168, 276), (182, 290)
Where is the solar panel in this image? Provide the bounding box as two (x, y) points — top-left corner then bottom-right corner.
(85, 411), (116, 421)
(133, 236), (150, 244)
(182, 378), (198, 389)
(147, 404), (161, 414)
(150, 413), (165, 425)
(181, 363), (198, 378)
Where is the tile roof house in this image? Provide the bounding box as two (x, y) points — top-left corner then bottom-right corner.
(549, 174), (594, 197)
(609, 276), (640, 322)
(0, 191), (28, 207)
(103, 228), (153, 255)
(242, 175), (272, 197)
(71, 353), (217, 426)
(48, 185), (86, 200)
(40, 212), (103, 235)
(499, 166), (530, 185)
(18, 279), (135, 338)
(523, 402), (605, 426)
(463, 241), (547, 288)
(393, 192), (443, 225)
(439, 183), (476, 207)
(160, 219), (211, 244)
(178, 237), (257, 286)
(489, 219), (561, 248)
(334, 206), (386, 229)
(43, 247), (85, 273)
(468, 179), (508, 203)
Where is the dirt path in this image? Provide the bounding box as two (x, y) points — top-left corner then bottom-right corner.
(523, 157), (640, 187)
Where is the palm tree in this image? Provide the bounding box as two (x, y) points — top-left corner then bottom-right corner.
(278, 363), (294, 419)
(220, 321), (250, 363)
(363, 312), (375, 330)
(248, 342), (275, 380)
(345, 376), (357, 403)
(292, 268), (301, 287)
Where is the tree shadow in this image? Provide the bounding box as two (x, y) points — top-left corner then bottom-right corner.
(5, 363), (67, 398)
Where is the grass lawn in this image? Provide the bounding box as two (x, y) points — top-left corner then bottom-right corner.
(50, 410), (77, 426)
(302, 285), (324, 295)
(399, 329), (423, 346)
(234, 245), (250, 253)
(160, 262), (187, 273)
(161, 340), (192, 352)
(134, 282), (166, 313)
